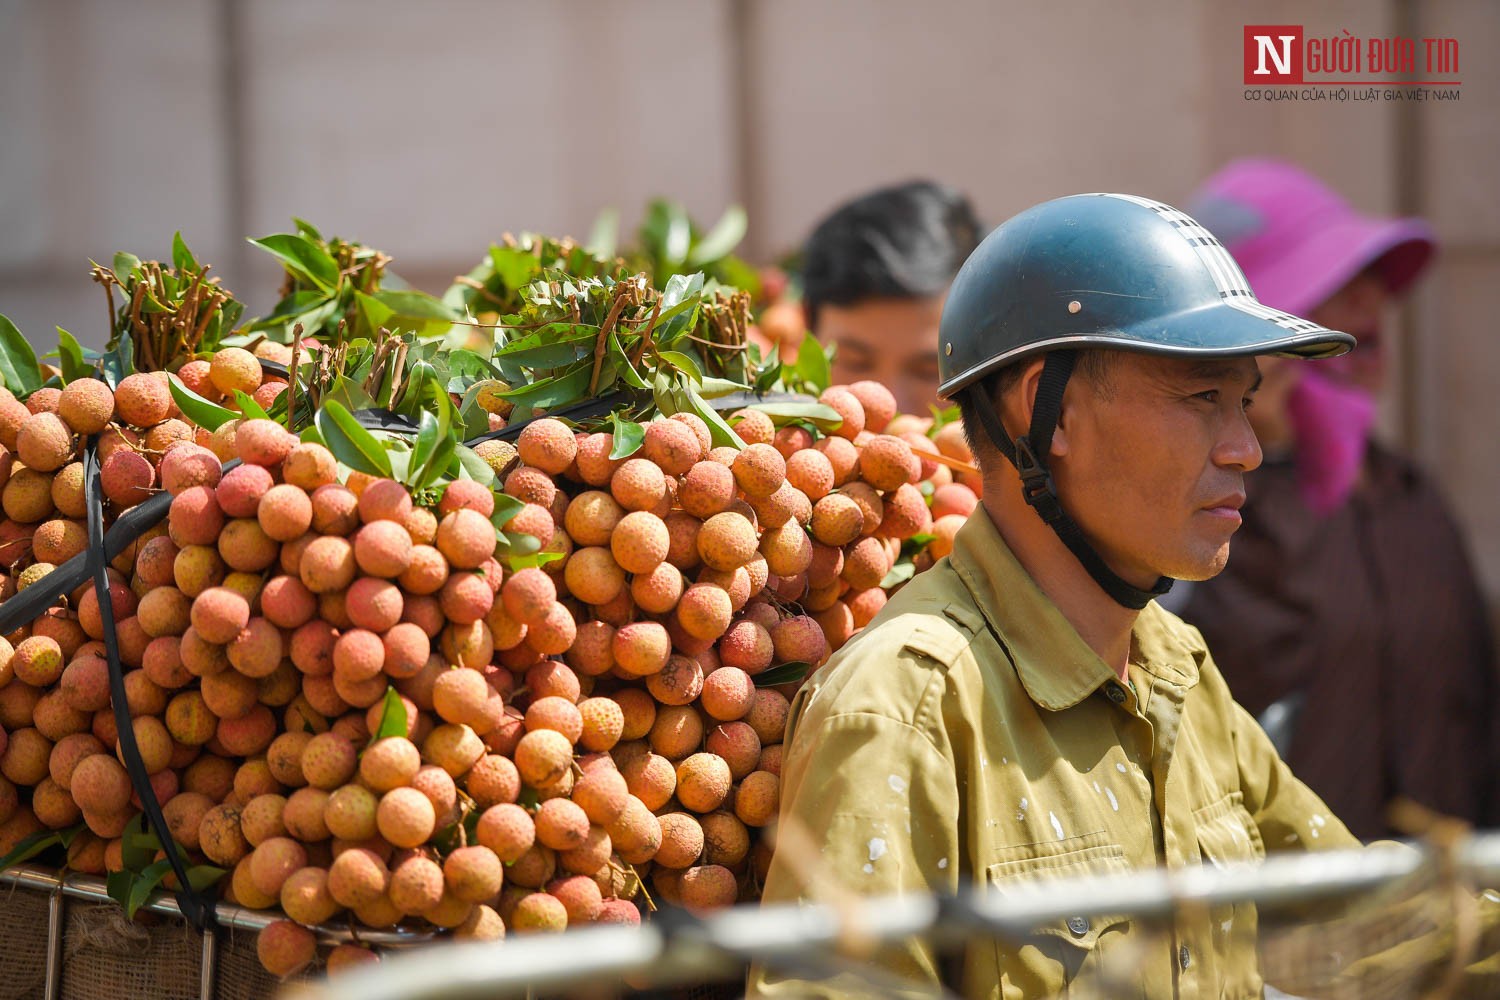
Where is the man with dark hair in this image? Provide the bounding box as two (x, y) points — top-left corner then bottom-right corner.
(748, 193), (1499, 997)
(801, 180), (983, 415)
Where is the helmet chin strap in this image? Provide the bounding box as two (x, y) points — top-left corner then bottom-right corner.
(968, 351), (1173, 611)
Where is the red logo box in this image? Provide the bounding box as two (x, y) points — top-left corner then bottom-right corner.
(1244, 25), (1303, 84)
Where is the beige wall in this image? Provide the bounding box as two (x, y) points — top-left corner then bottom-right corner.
(2, 0), (1497, 602)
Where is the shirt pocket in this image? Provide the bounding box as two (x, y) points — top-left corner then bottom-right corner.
(985, 831), (1136, 997)
(1193, 790), (1266, 997)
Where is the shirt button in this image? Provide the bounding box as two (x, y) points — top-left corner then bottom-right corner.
(1105, 684), (1127, 704)
(1179, 944), (1191, 970)
(1066, 916), (1089, 936)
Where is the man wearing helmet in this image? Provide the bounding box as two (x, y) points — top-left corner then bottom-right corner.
(747, 194), (1493, 997)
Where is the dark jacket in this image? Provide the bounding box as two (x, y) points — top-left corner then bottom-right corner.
(1182, 443), (1499, 840)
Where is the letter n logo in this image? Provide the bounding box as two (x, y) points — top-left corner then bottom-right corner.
(1243, 25), (1303, 84)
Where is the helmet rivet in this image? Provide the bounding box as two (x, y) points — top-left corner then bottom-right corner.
(1068, 300), (1082, 314)
(944, 343), (952, 356)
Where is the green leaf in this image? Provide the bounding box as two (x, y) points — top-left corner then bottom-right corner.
(300, 424), (328, 446)
(662, 205), (691, 269)
(495, 325), (601, 370)
(247, 233), (340, 292)
(371, 290), (459, 330)
(171, 232), (199, 272)
(453, 445), (497, 487)
(106, 870), (134, 909)
(794, 340), (832, 394)
(317, 400), (394, 478)
(0, 828), (65, 873)
(490, 493), (525, 530)
(233, 390), (270, 421)
(586, 207), (619, 260)
(656, 272), (705, 323)
(183, 865), (226, 893)
(325, 375), (378, 413)
(354, 290), (396, 338)
(699, 376), (752, 399)
(169, 375), (238, 431)
(0, 314), (43, 396)
(113, 252), (142, 276)
(127, 858), (176, 918)
(100, 333), (135, 388)
(609, 331), (648, 390)
(685, 386), (743, 450)
(54, 328), (94, 383)
(753, 661), (813, 687)
(608, 413), (645, 460)
(880, 562), (917, 589)
(749, 401), (844, 433)
(245, 289), (333, 333)
(120, 813), (161, 873)
(447, 349), (500, 381)
(502, 531), (542, 557)
(498, 361), (592, 409)
(372, 687), (409, 742)
(657, 350), (703, 382)
(292, 217), (324, 242)
(508, 549), (567, 571)
(409, 409), (441, 483)
(687, 205), (748, 267)
(488, 245), (544, 292)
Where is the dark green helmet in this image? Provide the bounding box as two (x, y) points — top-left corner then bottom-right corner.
(937, 193), (1354, 610)
(937, 193), (1352, 399)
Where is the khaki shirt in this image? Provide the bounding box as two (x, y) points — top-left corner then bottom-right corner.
(750, 507), (1361, 999)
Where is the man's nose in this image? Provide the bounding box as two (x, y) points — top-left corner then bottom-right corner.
(1217, 408), (1263, 473)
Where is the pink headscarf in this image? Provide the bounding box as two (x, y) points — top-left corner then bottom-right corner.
(1188, 159), (1436, 512)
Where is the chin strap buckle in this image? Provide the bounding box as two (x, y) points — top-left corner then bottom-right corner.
(1014, 436), (1064, 525)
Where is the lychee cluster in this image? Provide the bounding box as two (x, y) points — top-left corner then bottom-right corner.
(0, 354), (977, 978)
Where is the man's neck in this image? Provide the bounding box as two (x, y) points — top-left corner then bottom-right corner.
(985, 499), (1139, 680)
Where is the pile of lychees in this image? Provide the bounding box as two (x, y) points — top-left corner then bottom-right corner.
(0, 345), (978, 979)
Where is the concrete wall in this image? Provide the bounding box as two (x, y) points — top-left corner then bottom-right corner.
(1, 0), (1496, 601)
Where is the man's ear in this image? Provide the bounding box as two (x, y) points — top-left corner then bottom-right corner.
(1002, 358), (1048, 443)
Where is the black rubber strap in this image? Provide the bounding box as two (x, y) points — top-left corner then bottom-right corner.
(83, 438), (217, 931)
(966, 352), (1172, 611)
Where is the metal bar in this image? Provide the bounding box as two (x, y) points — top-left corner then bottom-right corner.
(0, 865), (433, 947)
(43, 887), (64, 1000)
(200, 929), (218, 1000)
(306, 835), (1500, 1000)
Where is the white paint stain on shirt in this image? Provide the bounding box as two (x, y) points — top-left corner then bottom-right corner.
(888, 774), (906, 794)
(862, 863), (874, 874)
(868, 838), (888, 863)
(1116, 762), (1128, 773)
(1049, 811), (1065, 840)
(937, 858), (948, 870)
(1105, 788), (1119, 811)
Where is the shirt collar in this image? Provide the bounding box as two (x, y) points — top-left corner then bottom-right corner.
(948, 505), (1204, 711)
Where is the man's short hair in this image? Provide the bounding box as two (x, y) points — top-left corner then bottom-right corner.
(802, 180), (984, 330)
(956, 350), (1117, 469)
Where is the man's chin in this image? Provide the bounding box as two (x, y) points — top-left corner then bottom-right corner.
(1161, 544), (1233, 583)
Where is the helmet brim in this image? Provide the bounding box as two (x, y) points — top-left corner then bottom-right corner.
(936, 299), (1355, 399)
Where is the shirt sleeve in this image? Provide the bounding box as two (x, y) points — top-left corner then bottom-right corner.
(1228, 693), (1362, 852)
(746, 707), (962, 999)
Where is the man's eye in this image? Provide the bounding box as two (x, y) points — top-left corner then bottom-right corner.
(1195, 390), (1220, 403)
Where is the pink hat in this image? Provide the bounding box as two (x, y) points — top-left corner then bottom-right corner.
(1186, 158), (1436, 316)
